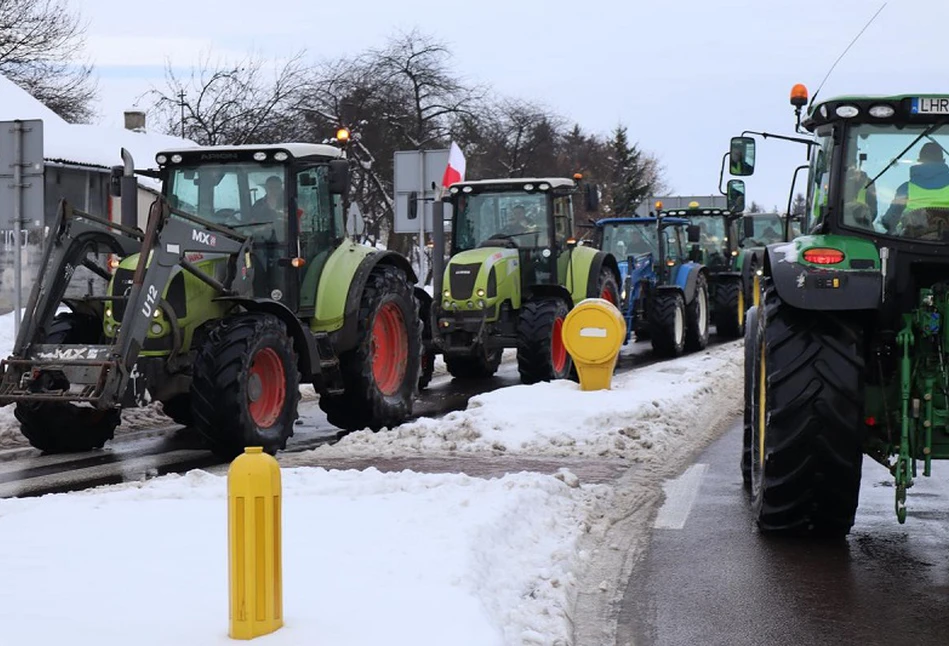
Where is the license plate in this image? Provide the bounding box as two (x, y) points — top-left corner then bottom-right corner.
(911, 97), (949, 114)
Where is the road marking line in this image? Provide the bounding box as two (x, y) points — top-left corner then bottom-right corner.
(652, 463), (709, 530)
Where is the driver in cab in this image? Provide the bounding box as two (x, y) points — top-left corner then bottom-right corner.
(252, 175), (285, 221)
(502, 204), (535, 235)
(880, 141), (949, 234)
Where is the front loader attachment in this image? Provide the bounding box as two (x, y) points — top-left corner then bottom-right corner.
(0, 197), (254, 410)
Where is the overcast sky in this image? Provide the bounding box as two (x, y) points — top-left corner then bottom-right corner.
(75, 0), (942, 211)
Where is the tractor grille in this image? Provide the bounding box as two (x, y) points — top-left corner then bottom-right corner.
(110, 269), (187, 323)
(449, 263), (480, 300)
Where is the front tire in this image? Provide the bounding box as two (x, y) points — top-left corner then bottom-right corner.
(319, 265), (421, 431)
(714, 278), (745, 338)
(15, 312), (120, 453)
(517, 298), (572, 384)
(191, 312), (301, 460)
(751, 282), (864, 536)
(649, 291), (686, 357)
(446, 346), (502, 379)
(741, 304), (760, 489)
(684, 272), (710, 352)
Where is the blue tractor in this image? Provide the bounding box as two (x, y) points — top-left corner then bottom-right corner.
(591, 215), (710, 357)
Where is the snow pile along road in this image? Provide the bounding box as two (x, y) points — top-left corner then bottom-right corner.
(303, 341), (743, 462)
(0, 466), (609, 645)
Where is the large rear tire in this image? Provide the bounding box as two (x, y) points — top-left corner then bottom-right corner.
(684, 272), (710, 352)
(714, 278), (745, 338)
(593, 267), (620, 306)
(649, 291), (686, 357)
(191, 312), (301, 460)
(15, 312), (120, 453)
(446, 346), (502, 379)
(517, 298), (572, 384)
(751, 282), (864, 536)
(319, 265), (421, 432)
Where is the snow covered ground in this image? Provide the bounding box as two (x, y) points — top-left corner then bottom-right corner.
(0, 300), (743, 644)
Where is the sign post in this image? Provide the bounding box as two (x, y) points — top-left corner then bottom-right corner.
(393, 149), (451, 284)
(0, 119), (44, 337)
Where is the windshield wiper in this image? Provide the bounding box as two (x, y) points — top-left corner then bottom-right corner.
(864, 118), (949, 190)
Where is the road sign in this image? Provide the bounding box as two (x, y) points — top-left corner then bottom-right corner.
(0, 119), (44, 230)
(0, 119), (45, 337)
(393, 149), (453, 234)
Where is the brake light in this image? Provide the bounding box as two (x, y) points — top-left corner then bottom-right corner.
(803, 248), (844, 265)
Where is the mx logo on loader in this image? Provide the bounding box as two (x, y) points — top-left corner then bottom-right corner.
(192, 229), (217, 247)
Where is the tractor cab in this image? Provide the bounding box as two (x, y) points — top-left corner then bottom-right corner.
(669, 205), (741, 271)
(156, 143), (350, 315)
(738, 212), (795, 247)
(446, 177), (581, 290)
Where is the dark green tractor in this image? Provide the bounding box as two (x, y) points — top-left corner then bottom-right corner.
(739, 86), (949, 535)
(0, 143), (425, 459)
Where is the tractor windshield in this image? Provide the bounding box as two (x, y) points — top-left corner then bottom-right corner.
(601, 222), (657, 258)
(167, 162), (289, 244)
(452, 191), (549, 252)
(844, 123), (949, 241)
(741, 213), (785, 246)
(688, 216), (728, 254)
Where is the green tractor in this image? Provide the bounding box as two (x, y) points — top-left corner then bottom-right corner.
(0, 142), (425, 459)
(668, 202), (750, 338)
(740, 86), (949, 535)
(429, 176), (621, 383)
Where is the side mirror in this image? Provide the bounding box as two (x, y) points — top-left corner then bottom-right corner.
(408, 191), (418, 220)
(687, 224), (701, 243)
(726, 179), (746, 212)
(729, 137), (756, 176)
(584, 183), (600, 212)
(743, 215), (756, 240)
(328, 159), (350, 195)
(110, 166), (122, 197)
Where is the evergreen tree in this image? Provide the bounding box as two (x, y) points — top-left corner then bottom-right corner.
(609, 124), (651, 215)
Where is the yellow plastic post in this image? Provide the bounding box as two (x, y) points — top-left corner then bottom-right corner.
(228, 447), (283, 640)
(753, 270), (761, 307)
(561, 298), (626, 391)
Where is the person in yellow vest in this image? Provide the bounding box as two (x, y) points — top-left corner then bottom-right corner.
(881, 141), (949, 233)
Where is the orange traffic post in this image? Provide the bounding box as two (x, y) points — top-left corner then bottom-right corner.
(561, 298), (626, 391)
(228, 447), (283, 640)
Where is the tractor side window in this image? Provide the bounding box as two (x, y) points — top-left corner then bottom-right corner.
(553, 196), (571, 245)
(296, 166), (333, 259)
(664, 228), (681, 263)
(808, 131), (834, 228)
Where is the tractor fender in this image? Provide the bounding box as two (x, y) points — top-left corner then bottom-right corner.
(740, 247), (762, 284)
(214, 296), (321, 379)
(525, 283), (573, 308)
(585, 251), (622, 298)
(334, 250), (419, 353)
(763, 243), (881, 310)
(674, 262), (707, 304)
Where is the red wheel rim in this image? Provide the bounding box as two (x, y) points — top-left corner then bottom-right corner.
(371, 302), (409, 396)
(551, 316), (567, 374)
(247, 347), (286, 428)
(600, 286), (616, 304)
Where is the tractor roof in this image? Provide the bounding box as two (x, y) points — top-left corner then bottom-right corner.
(448, 177), (576, 191)
(595, 216), (690, 227)
(661, 207), (731, 217)
(154, 142), (344, 165)
(803, 94), (949, 130)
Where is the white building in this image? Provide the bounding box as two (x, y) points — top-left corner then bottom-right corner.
(0, 73), (194, 232)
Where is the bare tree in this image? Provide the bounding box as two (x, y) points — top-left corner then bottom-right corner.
(0, 0), (98, 123)
(146, 50), (308, 145)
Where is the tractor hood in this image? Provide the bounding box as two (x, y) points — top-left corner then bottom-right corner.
(442, 247), (520, 307)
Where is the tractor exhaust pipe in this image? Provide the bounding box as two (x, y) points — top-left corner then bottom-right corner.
(120, 148), (138, 229)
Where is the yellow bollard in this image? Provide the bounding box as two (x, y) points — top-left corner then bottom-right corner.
(561, 298), (626, 391)
(228, 447), (283, 640)
(753, 270), (761, 307)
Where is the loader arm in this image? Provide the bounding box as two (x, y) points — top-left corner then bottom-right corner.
(0, 198), (255, 410)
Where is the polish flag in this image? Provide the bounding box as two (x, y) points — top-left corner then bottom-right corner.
(441, 141), (466, 188)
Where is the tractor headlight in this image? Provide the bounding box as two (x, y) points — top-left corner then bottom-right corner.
(621, 288), (627, 300)
(153, 308), (162, 319)
(105, 307), (112, 319)
(150, 323), (163, 335)
(444, 300), (452, 309)
(467, 301), (474, 309)
(478, 299), (486, 309)
(476, 288), (485, 297)
(443, 289), (450, 298)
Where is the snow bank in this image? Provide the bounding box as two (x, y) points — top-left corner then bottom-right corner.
(0, 466), (608, 646)
(305, 341), (743, 461)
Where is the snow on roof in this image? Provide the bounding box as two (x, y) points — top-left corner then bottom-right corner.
(0, 73), (194, 189)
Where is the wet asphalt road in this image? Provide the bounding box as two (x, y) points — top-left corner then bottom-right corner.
(0, 334), (689, 498)
(619, 419), (949, 646)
